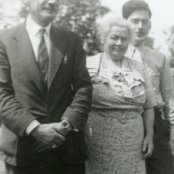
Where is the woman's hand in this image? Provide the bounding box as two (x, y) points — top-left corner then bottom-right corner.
(142, 135), (154, 159)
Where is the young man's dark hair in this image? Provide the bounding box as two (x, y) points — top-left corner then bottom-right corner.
(122, 0), (152, 19)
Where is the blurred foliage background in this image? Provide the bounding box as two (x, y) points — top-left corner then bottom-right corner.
(19, 0), (109, 56)
(0, 0), (174, 60)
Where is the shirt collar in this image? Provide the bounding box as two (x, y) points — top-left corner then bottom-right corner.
(125, 44), (135, 58)
(26, 15), (52, 37)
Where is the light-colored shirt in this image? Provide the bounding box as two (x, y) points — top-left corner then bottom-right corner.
(26, 15), (51, 60)
(25, 16), (52, 134)
(126, 44), (171, 119)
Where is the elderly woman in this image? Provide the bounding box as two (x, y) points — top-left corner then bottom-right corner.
(85, 18), (155, 174)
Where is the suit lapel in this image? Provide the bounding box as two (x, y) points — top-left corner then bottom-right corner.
(13, 24), (44, 93)
(13, 24), (67, 92)
(48, 27), (67, 89)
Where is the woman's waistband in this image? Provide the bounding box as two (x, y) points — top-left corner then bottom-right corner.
(91, 108), (142, 124)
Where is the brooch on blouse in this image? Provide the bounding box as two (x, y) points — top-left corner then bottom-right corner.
(112, 72), (125, 82)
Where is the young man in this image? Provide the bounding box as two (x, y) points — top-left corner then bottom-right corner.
(0, 0), (92, 174)
(122, 1), (174, 174)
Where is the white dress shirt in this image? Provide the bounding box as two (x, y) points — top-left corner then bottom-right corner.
(25, 15), (52, 134)
(26, 15), (51, 60)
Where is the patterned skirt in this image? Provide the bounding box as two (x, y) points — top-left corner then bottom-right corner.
(85, 109), (146, 174)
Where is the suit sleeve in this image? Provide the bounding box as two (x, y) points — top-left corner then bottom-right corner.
(160, 57), (171, 119)
(62, 35), (92, 131)
(0, 39), (35, 137)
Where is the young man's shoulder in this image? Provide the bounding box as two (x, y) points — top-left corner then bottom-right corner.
(144, 46), (165, 61)
(125, 56), (144, 69)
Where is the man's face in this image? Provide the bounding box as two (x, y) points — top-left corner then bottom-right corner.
(127, 10), (151, 46)
(29, 0), (59, 26)
(104, 25), (130, 60)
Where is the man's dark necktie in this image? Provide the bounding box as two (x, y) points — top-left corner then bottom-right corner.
(37, 28), (49, 90)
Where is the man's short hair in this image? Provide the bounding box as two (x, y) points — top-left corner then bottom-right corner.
(122, 0), (152, 19)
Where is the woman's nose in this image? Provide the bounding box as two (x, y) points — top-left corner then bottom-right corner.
(116, 39), (122, 45)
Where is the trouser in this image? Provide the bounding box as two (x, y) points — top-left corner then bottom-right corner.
(5, 162), (85, 174)
(146, 108), (174, 174)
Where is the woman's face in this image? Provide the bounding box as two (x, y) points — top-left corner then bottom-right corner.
(104, 25), (130, 60)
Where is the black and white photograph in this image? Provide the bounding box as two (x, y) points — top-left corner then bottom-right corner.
(0, 0), (174, 174)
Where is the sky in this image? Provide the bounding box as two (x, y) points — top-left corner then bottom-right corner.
(100, 0), (174, 54)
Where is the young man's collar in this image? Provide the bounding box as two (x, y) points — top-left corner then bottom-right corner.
(26, 15), (52, 36)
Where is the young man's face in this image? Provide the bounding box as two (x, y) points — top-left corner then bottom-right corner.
(127, 10), (151, 46)
(29, 0), (59, 26)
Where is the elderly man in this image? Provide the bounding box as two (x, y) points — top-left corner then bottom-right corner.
(122, 0), (174, 174)
(0, 0), (92, 174)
